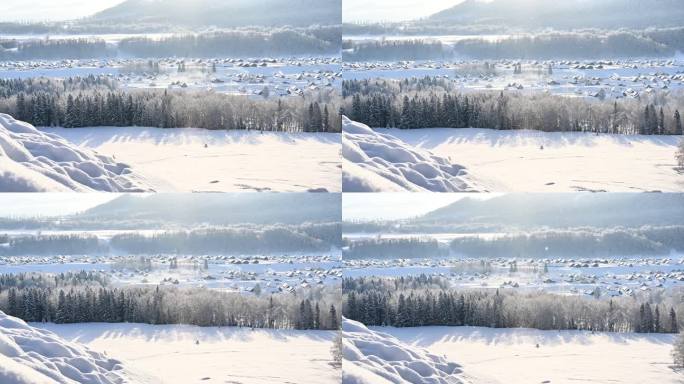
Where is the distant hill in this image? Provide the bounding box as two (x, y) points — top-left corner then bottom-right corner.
(420, 193), (684, 228)
(90, 0), (341, 27)
(429, 0), (684, 29)
(80, 193), (341, 225)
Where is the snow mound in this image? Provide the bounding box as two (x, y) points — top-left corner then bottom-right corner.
(0, 114), (150, 192)
(342, 318), (466, 384)
(0, 311), (135, 384)
(342, 116), (482, 192)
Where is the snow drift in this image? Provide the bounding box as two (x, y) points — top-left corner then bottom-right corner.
(0, 114), (150, 192)
(342, 116), (482, 192)
(0, 311), (133, 384)
(342, 318), (466, 384)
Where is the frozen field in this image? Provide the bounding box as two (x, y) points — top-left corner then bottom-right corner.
(0, 252), (342, 294)
(378, 325), (680, 384)
(344, 256), (684, 297)
(375, 127), (683, 192)
(343, 59), (684, 100)
(40, 126), (341, 192)
(35, 322), (340, 384)
(0, 57), (340, 97)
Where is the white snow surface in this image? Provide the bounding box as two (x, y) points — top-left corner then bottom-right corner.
(342, 117), (483, 192)
(0, 311), (139, 384)
(0, 114), (150, 192)
(41, 126), (341, 192)
(342, 318), (467, 384)
(380, 127), (684, 192)
(37, 322), (340, 384)
(378, 325), (681, 384)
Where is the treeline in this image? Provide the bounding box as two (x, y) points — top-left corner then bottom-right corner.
(0, 273), (340, 329)
(109, 227), (329, 255)
(0, 234), (102, 256)
(0, 77), (341, 132)
(343, 39), (445, 61)
(342, 29), (684, 60)
(118, 29), (339, 58)
(451, 31), (672, 60)
(0, 224), (339, 256)
(0, 27), (340, 60)
(343, 238), (447, 259)
(0, 38), (111, 60)
(343, 276), (681, 333)
(342, 78), (684, 134)
(449, 226), (684, 258)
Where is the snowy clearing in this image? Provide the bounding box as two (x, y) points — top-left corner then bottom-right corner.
(0, 114), (150, 192)
(37, 322), (340, 384)
(342, 318), (468, 384)
(378, 325), (682, 384)
(342, 117), (485, 192)
(375, 127), (683, 192)
(0, 311), (147, 384)
(41, 126), (341, 192)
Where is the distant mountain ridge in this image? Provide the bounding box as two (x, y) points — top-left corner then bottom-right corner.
(90, 0), (341, 27)
(80, 193), (341, 225)
(429, 0), (684, 29)
(420, 193), (684, 228)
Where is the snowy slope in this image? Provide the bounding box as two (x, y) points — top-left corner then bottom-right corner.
(342, 117), (484, 192)
(0, 311), (144, 384)
(0, 114), (150, 192)
(380, 325), (681, 384)
(342, 318), (467, 384)
(42, 126), (341, 192)
(38, 322), (340, 384)
(382, 127), (684, 192)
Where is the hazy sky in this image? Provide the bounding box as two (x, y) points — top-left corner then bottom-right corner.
(0, 0), (124, 22)
(0, 194), (118, 218)
(343, 193), (500, 221)
(343, 0), (464, 23)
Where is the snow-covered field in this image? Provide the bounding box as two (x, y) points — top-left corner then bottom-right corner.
(0, 311), (149, 384)
(0, 251), (342, 294)
(344, 255), (684, 297)
(342, 318), (468, 384)
(378, 325), (681, 384)
(373, 127), (683, 192)
(36, 322), (340, 384)
(0, 113), (151, 192)
(39, 125), (341, 192)
(342, 117), (485, 192)
(0, 57), (340, 98)
(343, 59), (684, 99)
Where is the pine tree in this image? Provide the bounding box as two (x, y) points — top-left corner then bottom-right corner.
(671, 307), (679, 333)
(675, 110), (682, 135)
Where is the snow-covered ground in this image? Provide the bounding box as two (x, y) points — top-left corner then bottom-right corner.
(0, 253), (342, 294)
(40, 126), (341, 192)
(0, 311), (149, 384)
(373, 127), (683, 192)
(378, 325), (681, 384)
(0, 57), (340, 98)
(342, 318), (468, 384)
(343, 59), (684, 100)
(0, 114), (151, 192)
(342, 117), (485, 192)
(37, 322), (340, 384)
(343, 255), (684, 297)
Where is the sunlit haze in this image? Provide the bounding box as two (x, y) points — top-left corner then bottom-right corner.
(343, 0), (464, 23)
(343, 193), (500, 221)
(0, 194), (119, 218)
(0, 0), (125, 22)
